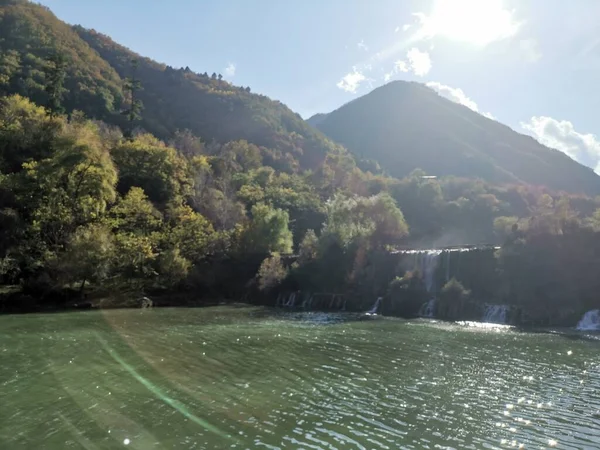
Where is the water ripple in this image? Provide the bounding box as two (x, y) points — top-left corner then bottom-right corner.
(1, 307), (599, 449)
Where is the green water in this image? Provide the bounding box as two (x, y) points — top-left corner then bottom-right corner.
(1, 307), (599, 449)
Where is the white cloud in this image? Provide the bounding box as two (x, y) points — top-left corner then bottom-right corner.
(521, 117), (600, 173)
(395, 24), (412, 33)
(383, 51), (426, 81)
(395, 60), (409, 73)
(519, 38), (542, 63)
(337, 67), (367, 93)
(426, 81), (495, 119)
(357, 40), (369, 51)
(411, 0), (520, 46)
(224, 62), (236, 78)
(406, 48), (432, 76)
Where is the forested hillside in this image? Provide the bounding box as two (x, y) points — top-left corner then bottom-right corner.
(2, 0), (600, 311)
(309, 81), (600, 195)
(0, 0), (342, 172)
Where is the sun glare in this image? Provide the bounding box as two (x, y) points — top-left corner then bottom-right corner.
(414, 0), (519, 46)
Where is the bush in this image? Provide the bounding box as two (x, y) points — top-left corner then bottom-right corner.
(384, 272), (428, 317)
(437, 278), (471, 320)
(257, 253), (287, 291)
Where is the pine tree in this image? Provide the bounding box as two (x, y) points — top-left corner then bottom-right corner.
(43, 52), (67, 116)
(123, 59), (144, 136)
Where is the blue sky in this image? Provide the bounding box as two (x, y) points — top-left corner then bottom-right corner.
(38, 0), (600, 172)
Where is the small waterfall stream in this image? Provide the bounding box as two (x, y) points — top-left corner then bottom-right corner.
(418, 299), (436, 318)
(576, 310), (600, 331)
(482, 304), (509, 324)
(403, 249), (444, 317)
(420, 250), (443, 292)
(365, 297), (382, 315)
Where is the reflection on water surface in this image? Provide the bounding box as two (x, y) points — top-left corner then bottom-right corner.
(1, 306), (599, 449)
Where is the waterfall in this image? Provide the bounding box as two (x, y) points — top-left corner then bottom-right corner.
(482, 304), (509, 324)
(419, 250), (443, 292)
(576, 310), (600, 331)
(366, 297), (382, 315)
(419, 299), (436, 318)
(283, 292), (297, 307)
(396, 247), (483, 292)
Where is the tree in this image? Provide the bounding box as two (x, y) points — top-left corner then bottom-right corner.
(585, 208), (600, 232)
(111, 232), (158, 291)
(43, 52), (67, 116)
(54, 223), (115, 295)
(494, 216), (520, 240)
(123, 59), (143, 133)
(169, 129), (205, 158)
(363, 192), (409, 248)
(166, 204), (216, 262)
(297, 229), (318, 265)
(239, 203), (293, 255)
(20, 118), (118, 247)
(257, 253), (287, 291)
(111, 134), (192, 205)
(437, 278), (470, 320)
(0, 95), (63, 172)
(109, 187), (163, 234)
(322, 193), (408, 249)
(158, 247), (191, 288)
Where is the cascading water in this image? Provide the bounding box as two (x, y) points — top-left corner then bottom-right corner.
(418, 299), (436, 318)
(395, 247), (482, 319)
(482, 304), (509, 324)
(281, 292), (349, 312)
(278, 292), (298, 308)
(576, 310), (600, 331)
(412, 250), (443, 317)
(288, 292), (297, 307)
(366, 297), (382, 315)
(301, 293), (312, 309)
(419, 250), (443, 292)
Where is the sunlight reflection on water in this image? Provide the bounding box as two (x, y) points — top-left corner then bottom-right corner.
(0, 307), (599, 449)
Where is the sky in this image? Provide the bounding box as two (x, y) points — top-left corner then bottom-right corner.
(38, 0), (600, 173)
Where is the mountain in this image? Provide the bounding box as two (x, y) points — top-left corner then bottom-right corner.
(309, 81), (600, 195)
(0, 0), (341, 170)
(4, 0), (597, 196)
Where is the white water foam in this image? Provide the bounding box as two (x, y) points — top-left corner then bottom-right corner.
(366, 297), (382, 315)
(482, 304), (509, 324)
(576, 310), (600, 331)
(419, 299), (436, 318)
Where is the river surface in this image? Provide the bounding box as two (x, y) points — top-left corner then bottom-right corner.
(1, 306), (599, 449)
